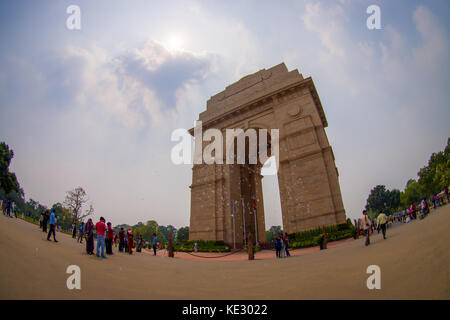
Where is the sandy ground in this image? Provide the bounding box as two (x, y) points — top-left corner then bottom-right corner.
(0, 205), (449, 299)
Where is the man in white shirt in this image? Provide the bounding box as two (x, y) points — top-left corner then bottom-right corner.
(361, 210), (372, 246)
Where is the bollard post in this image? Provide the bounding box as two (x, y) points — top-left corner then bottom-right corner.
(321, 225), (327, 250)
(248, 232), (254, 260)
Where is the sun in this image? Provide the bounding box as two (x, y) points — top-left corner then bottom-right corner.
(167, 35), (184, 51)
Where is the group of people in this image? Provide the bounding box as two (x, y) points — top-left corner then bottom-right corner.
(274, 232), (290, 258)
(70, 218), (160, 258)
(38, 209), (58, 242)
(397, 192), (448, 224)
(117, 228), (159, 256)
(37, 211), (162, 259)
(360, 210), (389, 246)
(1, 199), (16, 218)
(360, 189), (449, 246)
(76, 217), (119, 258)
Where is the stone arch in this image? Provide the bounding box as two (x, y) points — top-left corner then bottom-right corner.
(188, 63), (346, 246)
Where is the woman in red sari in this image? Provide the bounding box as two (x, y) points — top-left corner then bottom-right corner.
(127, 229), (134, 254)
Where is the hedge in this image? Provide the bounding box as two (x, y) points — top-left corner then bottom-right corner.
(175, 240), (231, 252)
(288, 222), (355, 249)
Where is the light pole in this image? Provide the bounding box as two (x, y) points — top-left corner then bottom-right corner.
(252, 197), (258, 245)
(242, 197), (246, 247)
(254, 207), (258, 245)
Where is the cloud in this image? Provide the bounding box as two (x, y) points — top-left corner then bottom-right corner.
(412, 5), (448, 73)
(115, 40), (216, 112)
(20, 40), (218, 130)
(295, 1), (450, 221)
(302, 1), (348, 61)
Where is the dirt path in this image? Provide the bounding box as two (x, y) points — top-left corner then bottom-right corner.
(0, 205), (449, 299)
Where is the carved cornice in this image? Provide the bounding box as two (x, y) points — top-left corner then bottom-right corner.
(189, 77), (328, 135)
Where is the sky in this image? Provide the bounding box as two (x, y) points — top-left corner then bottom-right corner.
(0, 0), (449, 229)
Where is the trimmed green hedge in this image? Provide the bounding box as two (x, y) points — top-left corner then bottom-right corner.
(288, 222), (355, 249)
(175, 240), (231, 253)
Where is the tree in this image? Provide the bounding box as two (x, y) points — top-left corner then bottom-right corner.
(0, 142), (21, 195)
(134, 220), (160, 242)
(63, 187), (94, 224)
(176, 226), (189, 243)
(51, 203), (73, 232)
(269, 225), (282, 234)
(365, 185), (401, 214)
(418, 138), (450, 196)
(386, 189), (400, 213)
(365, 185), (389, 213)
(159, 225), (177, 242)
(402, 179), (422, 206)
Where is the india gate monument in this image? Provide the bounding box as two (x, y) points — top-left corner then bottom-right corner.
(189, 63), (346, 246)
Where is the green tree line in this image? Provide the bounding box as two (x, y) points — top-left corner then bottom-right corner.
(365, 138), (450, 217)
(0, 141), (190, 241)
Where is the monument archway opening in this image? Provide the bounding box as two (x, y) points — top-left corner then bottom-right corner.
(261, 156), (283, 237)
(188, 63), (346, 247)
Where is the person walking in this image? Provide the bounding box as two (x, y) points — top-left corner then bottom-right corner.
(71, 222), (78, 238)
(46, 208), (58, 242)
(127, 229), (134, 255)
(85, 219), (94, 255)
(114, 234), (118, 248)
(105, 222), (114, 255)
(77, 222), (85, 243)
(95, 217), (107, 258)
(152, 233), (158, 256)
(275, 234), (282, 258)
(361, 210), (372, 246)
(421, 198), (428, 219)
(118, 228), (125, 252)
(137, 234), (143, 253)
(5, 199), (11, 218)
(376, 211), (388, 240)
(42, 210), (49, 232)
(284, 232), (291, 257)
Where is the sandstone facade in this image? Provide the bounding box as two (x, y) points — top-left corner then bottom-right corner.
(189, 63), (346, 246)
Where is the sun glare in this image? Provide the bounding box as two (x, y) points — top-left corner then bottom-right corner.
(167, 35), (183, 51)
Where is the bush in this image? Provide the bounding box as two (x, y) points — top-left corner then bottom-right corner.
(287, 222), (355, 249)
(174, 240), (231, 252)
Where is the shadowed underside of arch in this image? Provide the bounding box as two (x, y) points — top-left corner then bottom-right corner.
(188, 63), (346, 246)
